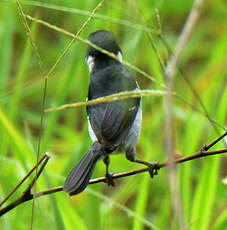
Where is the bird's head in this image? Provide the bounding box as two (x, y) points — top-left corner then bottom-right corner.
(85, 30), (122, 72)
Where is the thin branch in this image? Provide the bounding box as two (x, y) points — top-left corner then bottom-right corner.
(201, 131), (227, 151)
(29, 77), (47, 229)
(44, 0), (104, 80)
(0, 153), (49, 207)
(0, 153), (51, 216)
(45, 90), (172, 113)
(28, 154), (50, 230)
(0, 132), (226, 216)
(28, 153), (50, 190)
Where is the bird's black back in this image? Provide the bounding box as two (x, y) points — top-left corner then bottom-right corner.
(87, 60), (140, 152)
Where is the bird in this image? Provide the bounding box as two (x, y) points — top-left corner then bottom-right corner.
(63, 30), (158, 196)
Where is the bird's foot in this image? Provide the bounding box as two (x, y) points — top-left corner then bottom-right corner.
(105, 172), (115, 186)
(146, 161), (160, 178)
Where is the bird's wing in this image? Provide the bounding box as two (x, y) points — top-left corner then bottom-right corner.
(87, 97), (140, 151)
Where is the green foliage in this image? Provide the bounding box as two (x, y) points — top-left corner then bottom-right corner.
(0, 0), (226, 229)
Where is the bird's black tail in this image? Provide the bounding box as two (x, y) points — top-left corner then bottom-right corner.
(63, 141), (104, 196)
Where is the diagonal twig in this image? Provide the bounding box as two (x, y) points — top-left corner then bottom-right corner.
(0, 153), (49, 207)
(44, 0), (104, 80)
(201, 131), (227, 151)
(0, 153), (50, 216)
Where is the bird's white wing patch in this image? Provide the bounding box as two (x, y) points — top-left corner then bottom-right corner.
(117, 51), (122, 62)
(86, 56), (95, 73)
(87, 116), (97, 142)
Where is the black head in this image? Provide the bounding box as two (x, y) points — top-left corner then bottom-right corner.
(86, 30), (122, 59)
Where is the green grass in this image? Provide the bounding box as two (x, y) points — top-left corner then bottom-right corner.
(0, 0), (226, 229)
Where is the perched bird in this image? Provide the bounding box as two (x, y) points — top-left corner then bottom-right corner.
(63, 30), (158, 196)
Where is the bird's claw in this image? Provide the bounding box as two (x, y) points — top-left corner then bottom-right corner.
(147, 162), (160, 178)
(105, 172), (115, 186)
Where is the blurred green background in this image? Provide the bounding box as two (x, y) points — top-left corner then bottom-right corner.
(0, 0), (226, 229)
